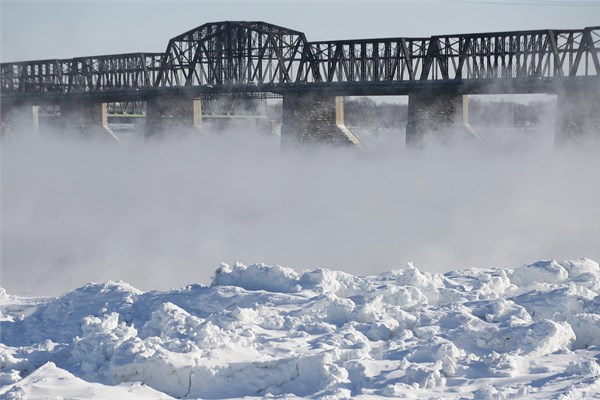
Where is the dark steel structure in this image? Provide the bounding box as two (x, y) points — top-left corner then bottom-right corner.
(156, 21), (310, 87)
(308, 27), (600, 83)
(2, 21), (599, 104)
(1, 53), (163, 100)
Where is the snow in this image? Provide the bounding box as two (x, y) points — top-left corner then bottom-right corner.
(0, 362), (174, 399)
(1, 259), (600, 399)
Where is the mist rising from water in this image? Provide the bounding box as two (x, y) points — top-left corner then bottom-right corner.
(2, 125), (600, 296)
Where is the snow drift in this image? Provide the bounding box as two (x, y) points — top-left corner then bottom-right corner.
(1, 258), (600, 398)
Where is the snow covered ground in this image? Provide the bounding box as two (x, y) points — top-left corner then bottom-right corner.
(1, 259), (599, 399)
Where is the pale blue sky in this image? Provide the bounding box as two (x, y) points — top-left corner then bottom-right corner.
(1, 0), (599, 62)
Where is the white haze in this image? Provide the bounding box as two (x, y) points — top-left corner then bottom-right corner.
(2, 124), (600, 296)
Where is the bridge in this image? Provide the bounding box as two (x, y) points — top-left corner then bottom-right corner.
(1, 21), (599, 146)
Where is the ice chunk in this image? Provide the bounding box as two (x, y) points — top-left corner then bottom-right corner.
(1, 281), (141, 346)
(511, 285), (596, 321)
(569, 313), (600, 349)
(511, 260), (569, 287)
(0, 362), (173, 399)
(565, 359), (600, 377)
(488, 319), (575, 356)
(367, 285), (428, 310)
(299, 268), (369, 297)
(211, 262), (301, 293)
(560, 258), (600, 279)
(71, 312), (138, 376)
(403, 362), (446, 389)
(140, 302), (202, 340)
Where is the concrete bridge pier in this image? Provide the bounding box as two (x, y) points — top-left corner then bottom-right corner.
(145, 98), (202, 138)
(1, 104), (39, 137)
(555, 85), (600, 146)
(406, 92), (481, 148)
(280, 94), (362, 148)
(60, 101), (118, 140)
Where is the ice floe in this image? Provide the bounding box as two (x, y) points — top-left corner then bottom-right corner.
(1, 258), (600, 398)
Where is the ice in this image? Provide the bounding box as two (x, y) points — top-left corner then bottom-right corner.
(1, 259), (600, 398)
(569, 313), (600, 349)
(0, 362), (173, 399)
(211, 262), (301, 293)
(511, 259), (570, 287)
(299, 268), (369, 297)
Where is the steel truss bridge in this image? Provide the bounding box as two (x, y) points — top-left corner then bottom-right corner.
(1, 21), (599, 105)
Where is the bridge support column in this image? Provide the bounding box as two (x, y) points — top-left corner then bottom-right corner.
(1, 104), (39, 137)
(281, 94), (362, 148)
(555, 85), (600, 146)
(406, 93), (482, 148)
(60, 102), (118, 140)
(145, 98), (202, 138)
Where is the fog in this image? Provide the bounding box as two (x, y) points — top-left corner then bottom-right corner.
(2, 122), (600, 296)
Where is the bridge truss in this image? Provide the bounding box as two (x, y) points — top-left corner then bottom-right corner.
(1, 53), (163, 96)
(1, 22), (599, 101)
(309, 27), (600, 82)
(155, 21), (312, 87)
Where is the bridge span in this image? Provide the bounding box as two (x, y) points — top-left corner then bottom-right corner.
(1, 21), (599, 146)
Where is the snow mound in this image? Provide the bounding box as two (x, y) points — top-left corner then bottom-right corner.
(1, 281), (141, 346)
(0, 362), (173, 399)
(212, 262), (301, 293)
(1, 260), (600, 399)
(511, 259), (569, 287)
(511, 258), (600, 291)
(299, 268), (369, 296)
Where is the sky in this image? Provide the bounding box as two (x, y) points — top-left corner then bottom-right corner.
(1, 0), (599, 62)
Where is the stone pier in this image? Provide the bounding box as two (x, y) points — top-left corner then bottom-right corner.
(1, 104), (39, 137)
(555, 85), (600, 146)
(280, 94), (361, 148)
(145, 98), (202, 138)
(406, 92), (482, 147)
(60, 102), (118, 140)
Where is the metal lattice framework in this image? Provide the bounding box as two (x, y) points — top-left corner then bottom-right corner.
(1, 22), (599, 101)
(308, 38), (430, 82)
(1, 53), (163, 95)
(307, 27), (600, 82)
(156, 21), (311, 86)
